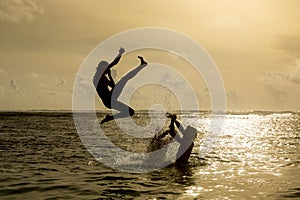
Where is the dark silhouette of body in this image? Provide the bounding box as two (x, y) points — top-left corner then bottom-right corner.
(93, 47), (147, 124)
(149, 113), (197, 165)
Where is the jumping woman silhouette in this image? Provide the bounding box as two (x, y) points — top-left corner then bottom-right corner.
(93, 47), (147, 124)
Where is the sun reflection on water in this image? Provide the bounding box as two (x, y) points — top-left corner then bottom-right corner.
(179, 112), (299, 199)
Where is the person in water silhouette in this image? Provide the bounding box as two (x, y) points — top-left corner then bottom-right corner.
(148, 113), (197, 164)
(93, 47), (147, 124)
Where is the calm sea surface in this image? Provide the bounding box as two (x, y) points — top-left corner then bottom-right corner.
(0, 111), (299, 199)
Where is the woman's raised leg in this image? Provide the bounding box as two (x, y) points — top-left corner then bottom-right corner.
(111, 57), (147, 101)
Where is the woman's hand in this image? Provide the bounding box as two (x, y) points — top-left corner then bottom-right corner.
(119, 47), (125, 54)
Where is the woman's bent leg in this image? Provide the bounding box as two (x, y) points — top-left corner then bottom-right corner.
(111, 100), (135, 119)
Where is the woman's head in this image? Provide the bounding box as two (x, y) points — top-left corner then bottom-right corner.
(96, 60), (109, 74)
(93, 60), (109, 86)
(97, 60), (108, 69)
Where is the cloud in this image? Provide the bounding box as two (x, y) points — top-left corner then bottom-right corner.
(37, 76), (67, 88)
(25, 72), (40, 79)
(290, 60), (300, 84)
(47, 91), (56, 96)
(0, 0), (43, 23)
(227, 90), (243, 105)
(52, 76), (66, 86)
(9, 79), (21, 92)
(0, 68), (7, 75)
(264, 84), (286, 103)
(56, 79), (66, 86)
(291, 77), (300, 84)
(261, 61), (300, 105)
(263, 71), (289, 83)
(0, 86), (5, 99)
(160, 72), (185, 87)
(74, 73), (94, 96)
(275, 35), (300, 58)
(263, 61), (300, 85)
(262, 71), (289, 103)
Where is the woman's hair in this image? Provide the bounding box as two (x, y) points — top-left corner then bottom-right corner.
(95, 60), (109, 75)
(96, 60), (109, 72)
(93, 60), (109, 86)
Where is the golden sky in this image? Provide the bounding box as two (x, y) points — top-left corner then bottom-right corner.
(0, 0), (299, 111)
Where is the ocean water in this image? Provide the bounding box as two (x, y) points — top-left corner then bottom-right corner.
(0, 111), (299, 199)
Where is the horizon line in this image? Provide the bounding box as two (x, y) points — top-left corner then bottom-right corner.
(0, 109), (299, 113)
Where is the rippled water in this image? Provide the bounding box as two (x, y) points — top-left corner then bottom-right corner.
(0, 111), (299, 199)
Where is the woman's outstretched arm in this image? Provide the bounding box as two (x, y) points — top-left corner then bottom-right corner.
(107, 47), (125, 69)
